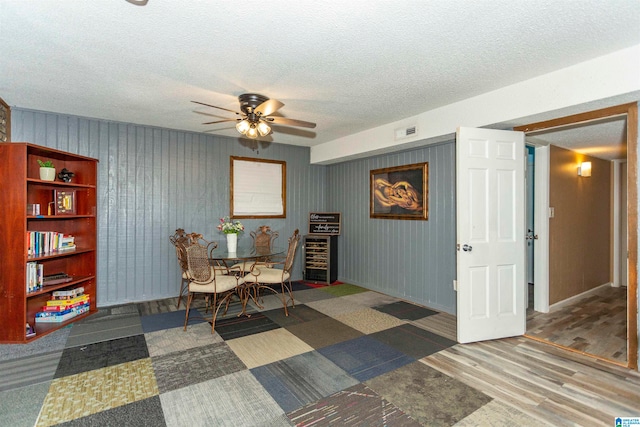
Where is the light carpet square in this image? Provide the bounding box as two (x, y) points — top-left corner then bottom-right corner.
(145, 323), (223, 357)
(334, 307), (407, 334)
(160, 370), (289, 427)
(226, 328), (314, 369)
(36, 358), (159, 427)
(305, 297), (368, 317)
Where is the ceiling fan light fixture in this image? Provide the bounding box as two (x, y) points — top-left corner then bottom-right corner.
(236, 119), (250, 134)
(246, 124), (259, 139)
(257, 121), (271, 137)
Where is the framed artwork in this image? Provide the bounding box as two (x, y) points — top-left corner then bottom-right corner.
(0, 97), (10, 142)
(53, 190), (77, 215)
(230, 156), (286, 218)
(370, 162), (428, 220)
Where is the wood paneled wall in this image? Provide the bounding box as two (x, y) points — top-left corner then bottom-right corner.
(328, 143), (457, 314)
(11, 109), (327, 306)
(549, 145), (612, 304)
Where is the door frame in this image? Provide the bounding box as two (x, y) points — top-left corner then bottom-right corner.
(514, 102), (638, 370)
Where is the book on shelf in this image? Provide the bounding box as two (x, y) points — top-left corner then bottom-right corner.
(27, 231), (75, 256)
(41, 297), (90, 312)
(52, 286), (85, 300)
(35, 302), (90, 323)
(45, 294), (89, 307)
(26, 262), (43, 293)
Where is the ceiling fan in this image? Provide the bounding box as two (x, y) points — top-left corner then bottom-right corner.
(192, 93), (316, 139)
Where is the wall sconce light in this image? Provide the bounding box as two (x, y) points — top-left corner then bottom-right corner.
(577, 161), (592, 177)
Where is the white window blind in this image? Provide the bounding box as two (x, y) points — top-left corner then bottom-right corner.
(232, 159), (284, 216)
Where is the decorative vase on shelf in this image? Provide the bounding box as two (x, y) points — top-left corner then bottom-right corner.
(39, 167), (56, 181)
(226, 233), (238, 252)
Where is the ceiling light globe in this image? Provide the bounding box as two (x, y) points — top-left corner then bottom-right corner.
(257, 122), (271, 137)
(236, 120), (250, 134)
(246, 125), (259, 139)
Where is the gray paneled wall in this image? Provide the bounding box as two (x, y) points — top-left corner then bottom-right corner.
(11, 108), (327, 306)
(328, 143), (457, 314)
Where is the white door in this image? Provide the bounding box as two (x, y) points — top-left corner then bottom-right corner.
(456, 127), (526, 343)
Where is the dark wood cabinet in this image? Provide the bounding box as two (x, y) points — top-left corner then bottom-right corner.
(0, 143), (98, 343)
(303, 235), (338, 284)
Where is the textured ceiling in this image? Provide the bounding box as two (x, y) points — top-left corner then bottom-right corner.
(1, 0), (639, 151)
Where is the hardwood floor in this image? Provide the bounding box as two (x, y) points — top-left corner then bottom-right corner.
(424, 335), (640, 426)
(526, 284), (627, 365)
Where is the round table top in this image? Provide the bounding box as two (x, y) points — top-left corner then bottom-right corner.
(209, 243), (286, 261)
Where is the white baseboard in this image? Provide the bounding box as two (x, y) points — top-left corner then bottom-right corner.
(548, 282), (612, 312)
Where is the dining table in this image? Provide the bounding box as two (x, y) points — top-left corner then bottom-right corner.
(208, 242), (286, 315)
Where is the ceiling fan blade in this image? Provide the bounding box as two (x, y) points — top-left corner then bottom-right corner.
(255, 99), (284, 117)
(267, 116), (316, 129)
(191, 100), (242, 115)
(202, 119), (238, 125)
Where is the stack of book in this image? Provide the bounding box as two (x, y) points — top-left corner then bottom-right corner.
(27, 231), (75, 256)
(26, 262), (44, 293)
(35, 287), (90, 323)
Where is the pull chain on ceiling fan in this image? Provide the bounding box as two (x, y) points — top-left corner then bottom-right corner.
(192, 93), (316, 139)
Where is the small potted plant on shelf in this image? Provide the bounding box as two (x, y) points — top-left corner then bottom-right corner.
(37, 159), (56, 181)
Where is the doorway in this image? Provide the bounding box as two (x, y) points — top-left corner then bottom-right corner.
(514, 103), (638, 369)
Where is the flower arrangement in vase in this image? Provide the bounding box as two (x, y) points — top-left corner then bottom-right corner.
(217, 216), (244, 252)
(217, 216), (244, 234)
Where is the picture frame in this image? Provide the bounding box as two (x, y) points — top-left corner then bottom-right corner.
(230, 156), (286, 218)
(53, 190), (77, 215)
(0, 96), (10, 143)
(370, 162), (428, 220)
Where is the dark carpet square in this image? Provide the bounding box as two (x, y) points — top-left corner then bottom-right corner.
(373, 301), (438, 320)
(317, 335), (413, 382)
(290, 281), (315, 292)
(152, 342), (246, 393)
(251, 351), (358, 412)
(55, 334), (149, 378)
(56, 395), (166, 427)
(366, 362), (492, 426)
(287, 383), (421, 426)
(262, 304), (328, 327)
(370, 324), (456, 359)
(141, 308), (204, 333)
(214, 312), (281, 340)
(287, 317), (363, 349)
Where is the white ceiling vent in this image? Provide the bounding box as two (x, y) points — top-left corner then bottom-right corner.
(395, 125), (417, 140)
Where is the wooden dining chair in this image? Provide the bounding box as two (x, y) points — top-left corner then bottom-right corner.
(171, 231), (227, 309)
(170, 229), (190, 308)
(183, 241), (244, 333)
(251, 225), (279, 250)
(245, 229), (300, 316)
(232, 225), (279, 272)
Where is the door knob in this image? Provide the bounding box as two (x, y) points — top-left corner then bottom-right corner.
(462, 244), (472, 252)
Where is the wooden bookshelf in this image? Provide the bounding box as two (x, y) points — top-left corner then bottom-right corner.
(0, 142), (98, 343)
